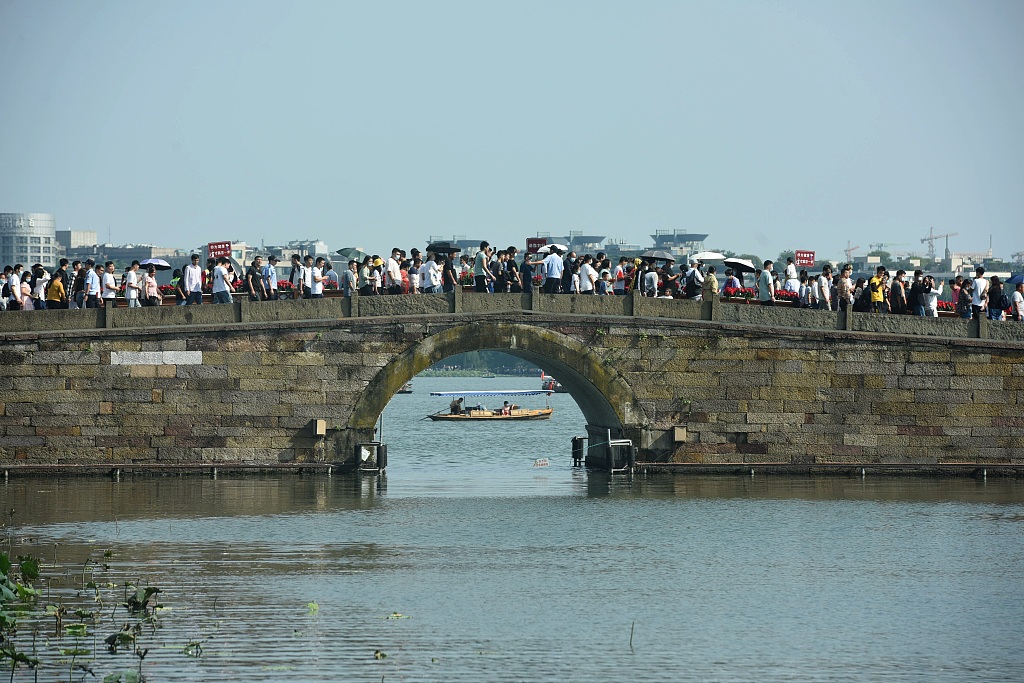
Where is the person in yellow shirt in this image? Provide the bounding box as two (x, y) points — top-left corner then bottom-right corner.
(45, 272), (67, 309)
(868, 266), (888, 314)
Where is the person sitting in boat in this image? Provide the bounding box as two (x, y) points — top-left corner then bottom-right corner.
(500, 401), (511, 416)
(449, 397), (464, 415)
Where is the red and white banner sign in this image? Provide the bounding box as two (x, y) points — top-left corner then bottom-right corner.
(795, 250), (815, 267)
(208, 241), (231, 259)
(526, 237), (547, 254)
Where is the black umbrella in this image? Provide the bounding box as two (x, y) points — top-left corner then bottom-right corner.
(426, 241), (462, 254)
(336, 247), (370, 262)
(724, 257), (757, 273)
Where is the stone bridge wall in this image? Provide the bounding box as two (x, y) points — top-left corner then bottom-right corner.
(1, 294), (1022, 469)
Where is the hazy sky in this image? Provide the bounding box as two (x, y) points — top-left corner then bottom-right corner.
(2, 0), (1021, 262)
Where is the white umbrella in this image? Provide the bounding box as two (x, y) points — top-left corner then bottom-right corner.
(691, 251), (726, 261)
(536, 244), (568, 255)
(640, 249), (676, 261)
(139, 258), (172, 271)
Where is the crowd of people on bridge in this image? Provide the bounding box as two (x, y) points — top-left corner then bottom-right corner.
(3, 247), (1023, 321)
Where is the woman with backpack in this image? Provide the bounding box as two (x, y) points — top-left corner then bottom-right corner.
(987, 276), (1007, 321)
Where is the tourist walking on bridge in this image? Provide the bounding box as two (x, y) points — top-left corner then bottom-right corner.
(971, 267), (988, 319)
(183, 254), (204, 305)
(758, 260), (775, 306)
(542, 246), (563, 293)
(262, 255), (279, 301)
(986, 276), (1005, 321)
(869, 266), (888, 314)
(212, 257), (234, 304)
(1011, 282), (1024, 321)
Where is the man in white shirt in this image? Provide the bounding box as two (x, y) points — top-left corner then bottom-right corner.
(542, 247), (563, 293)
(816, 266), (833, 310)
(212, 257), (233, 304)
(421, 254), (441, 293)
(1011, 282), (1024, 321)
(302, 255), (315, 298)
(262, 255), (279, 300)
(784, 257), (800, 292)
(101, 261), (118, 306)
(386, 248), (403, 294)
(7, 264), (23, 310)
(612, 258), (628, 295)
(84, 260), (101, 308)
(183, 254), (204, 305)
(971, 266), (989, 319)
(125, 260), (142, 308)
(579, 255), (598, 294)
(310, 257), (325, 298)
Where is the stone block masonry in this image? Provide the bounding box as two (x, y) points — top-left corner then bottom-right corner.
(1, 300), (1022, 471)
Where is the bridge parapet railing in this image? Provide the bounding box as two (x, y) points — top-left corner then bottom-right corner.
(1, 293), (1023, 344)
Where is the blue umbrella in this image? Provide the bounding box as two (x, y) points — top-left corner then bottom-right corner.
(1006, 272), (1024, 285)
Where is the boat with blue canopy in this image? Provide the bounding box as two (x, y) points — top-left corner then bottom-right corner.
(427, 389), (554, 421)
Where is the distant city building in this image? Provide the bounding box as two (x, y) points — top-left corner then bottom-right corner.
(261, 238), (332, 262)
(558, 232), (606, 255)
(56, 229), (98, 251)
(0, 212), (58, 268)
(650, 230), (708, 259)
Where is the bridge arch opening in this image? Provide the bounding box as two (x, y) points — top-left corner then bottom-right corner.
(343, 322), (650, 463)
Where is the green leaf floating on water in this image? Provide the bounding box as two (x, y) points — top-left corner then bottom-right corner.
(306, 601), (319, 616)
(384, 612), (411, 619)
(374, 650), (388, 659)
(65, 624), (88, 637)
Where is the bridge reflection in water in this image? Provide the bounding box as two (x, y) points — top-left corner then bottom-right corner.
(4, 471), (1023, 682)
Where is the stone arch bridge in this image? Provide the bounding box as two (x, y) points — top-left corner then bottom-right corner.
(1, 291), (1022, 471)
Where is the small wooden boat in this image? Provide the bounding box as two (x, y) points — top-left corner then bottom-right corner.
(397, 382), (413, 394)
(427, 390), (553, 421)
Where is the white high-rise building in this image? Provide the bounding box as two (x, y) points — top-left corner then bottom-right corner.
(0, 213), (58, 268)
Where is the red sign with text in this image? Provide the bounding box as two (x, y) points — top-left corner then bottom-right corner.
(526, 237), (547, 254)
(208, 241), (231, 259)
(795, 250), (815, 267)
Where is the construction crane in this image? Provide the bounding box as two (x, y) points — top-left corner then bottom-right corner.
(1012, 251), (1024, 264)
(920, 227), (958, 261)
(843, 241), (861, 262)
(868, 242), (906, 253)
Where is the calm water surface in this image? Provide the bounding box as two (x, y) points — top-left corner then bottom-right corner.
(3, 376), (1023, 682)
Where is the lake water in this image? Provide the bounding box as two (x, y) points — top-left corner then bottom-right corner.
(2, 375), (1023, 681)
